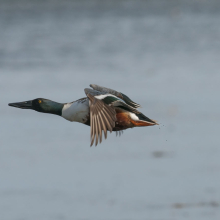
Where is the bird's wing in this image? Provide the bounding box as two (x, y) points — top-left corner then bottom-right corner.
(85, 89), (117, 146)
(89, 84), (141, 108)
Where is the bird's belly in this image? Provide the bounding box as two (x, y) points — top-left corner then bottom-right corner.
(113, 109), (134, 131)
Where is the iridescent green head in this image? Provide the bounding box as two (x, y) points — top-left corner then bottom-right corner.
(9, 98), (64, 116)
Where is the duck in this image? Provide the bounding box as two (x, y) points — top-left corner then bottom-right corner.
(8, 84), (158, 146)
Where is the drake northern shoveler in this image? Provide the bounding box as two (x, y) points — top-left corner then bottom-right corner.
(8, 84), (158, 146)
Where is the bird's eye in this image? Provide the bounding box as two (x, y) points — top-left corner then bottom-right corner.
(38, 100), (42, 103)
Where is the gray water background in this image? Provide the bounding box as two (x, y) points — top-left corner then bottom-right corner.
(0, 0), (220, 219)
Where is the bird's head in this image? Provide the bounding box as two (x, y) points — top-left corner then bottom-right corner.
(8, 98), (64, 116)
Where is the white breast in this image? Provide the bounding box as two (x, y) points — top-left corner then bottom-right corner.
(62, 98), (89, 123)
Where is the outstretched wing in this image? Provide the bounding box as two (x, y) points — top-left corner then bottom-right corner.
(85, 89), (117, 146)
(89, 84), (141, 108)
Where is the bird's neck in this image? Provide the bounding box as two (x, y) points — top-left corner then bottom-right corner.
(36, 101), (64, 116)
(48, 102), (64, 116)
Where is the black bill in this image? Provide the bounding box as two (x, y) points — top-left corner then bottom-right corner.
(8, 100), (33, 109)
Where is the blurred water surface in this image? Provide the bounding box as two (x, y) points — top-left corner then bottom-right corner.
(0, 0), (220, 219)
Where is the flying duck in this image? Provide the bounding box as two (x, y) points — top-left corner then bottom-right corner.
(8, 84), (157, 146)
